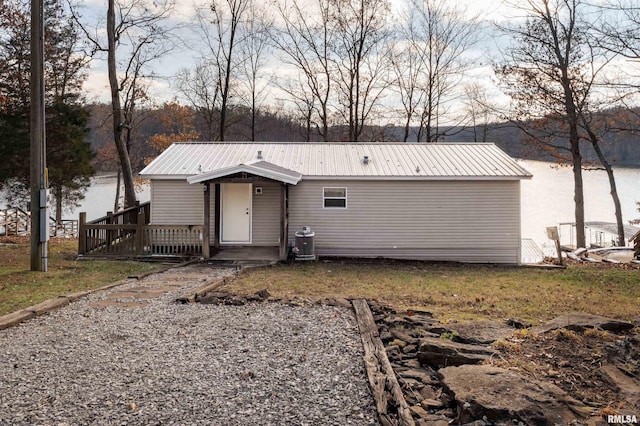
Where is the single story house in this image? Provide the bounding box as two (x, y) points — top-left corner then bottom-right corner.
(139, 142), (532, 263)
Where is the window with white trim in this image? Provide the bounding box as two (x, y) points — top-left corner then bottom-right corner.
(323, 187), (347, 208)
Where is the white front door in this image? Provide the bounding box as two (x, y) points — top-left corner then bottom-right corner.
(221, 183), (252, 244)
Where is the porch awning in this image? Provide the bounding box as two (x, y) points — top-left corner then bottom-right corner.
(187, 160), (303, 185)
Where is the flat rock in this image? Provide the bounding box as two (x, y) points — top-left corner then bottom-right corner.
(418, 337), (497, 368)
(390, 328), (418, 344)
(409, 405), (429, 417)
(88, 300), (148, 309)
(416, 415), (450, 426)
(447, 320), (516, 344)
(397, 368), (437, 385)
(420, 398), (444, 408)
(106, 291), (138, 299)
(600, 364), (640, 408)
(439, 364), (592, 424)
(532, 312), (634, 334)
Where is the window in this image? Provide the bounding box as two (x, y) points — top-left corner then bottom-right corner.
(323, 187), (347, 208)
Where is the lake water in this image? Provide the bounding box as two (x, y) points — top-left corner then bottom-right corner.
(3, 161), (639, 251)
(519, 160), (639, 252)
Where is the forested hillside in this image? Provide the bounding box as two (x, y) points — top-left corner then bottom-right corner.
(86, 103), (640, 172)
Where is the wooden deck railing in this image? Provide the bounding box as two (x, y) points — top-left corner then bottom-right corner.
(0, 207), (30, 236)
(78, 202), (203, 257)
(1, 207), (78, 238)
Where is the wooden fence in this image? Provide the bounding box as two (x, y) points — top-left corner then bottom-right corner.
(78, 202), (203, 257)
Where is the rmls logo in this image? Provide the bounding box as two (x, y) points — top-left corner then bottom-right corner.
(608, 414), (638, 424)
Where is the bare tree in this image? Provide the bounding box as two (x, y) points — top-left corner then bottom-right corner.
(199, 0), (251, 142)
(391, 0), (479, 142)
(276, 74), (317, 141)
(578, 111), (626, 245)
(330, 0), (391, 142)
(597, 0), (640, 60)
(463, 82), (493, 142)
(71, 0), (174, 209)
(176, 60), (221, 141)
(595, 0), (640, 245)
(238, 2), (272, 141)
(272, 0), (333, 141)
(495, 0), (619, 248)
(389, 9), (424, 142)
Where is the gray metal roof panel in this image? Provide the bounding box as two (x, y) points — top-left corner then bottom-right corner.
(139, 142), (533, 179)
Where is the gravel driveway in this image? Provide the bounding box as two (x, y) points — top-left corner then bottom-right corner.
(0, 266), (377, 425)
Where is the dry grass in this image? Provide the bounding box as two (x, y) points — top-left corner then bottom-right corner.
(225, 260), (640, 323)
(0, 237), (156, 316)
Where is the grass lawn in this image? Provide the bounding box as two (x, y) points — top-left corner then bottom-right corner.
(0, 237), (157, 316)
(224, 260), (640, 323)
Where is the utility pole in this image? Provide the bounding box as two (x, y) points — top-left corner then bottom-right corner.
(30, 0), (48, 272)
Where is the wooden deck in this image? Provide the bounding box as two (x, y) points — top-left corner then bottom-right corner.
(78, 202), (203, 258)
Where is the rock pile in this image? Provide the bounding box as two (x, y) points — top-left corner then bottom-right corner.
(367, 302), (637, 425)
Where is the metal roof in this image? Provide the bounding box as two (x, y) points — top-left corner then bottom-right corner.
(139, 142), (533, 180)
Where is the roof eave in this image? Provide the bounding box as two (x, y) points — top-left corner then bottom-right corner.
(187, 164), (302, 185)
(301, 175), (532, 181)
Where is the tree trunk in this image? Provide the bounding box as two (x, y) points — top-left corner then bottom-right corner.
(219, 19), (238, 142)
(570, 143), (586, 248)
(251, 89), (256, 142)
(560, 68), (586, 248)
(107, 0), (136, 208)
(402, 113), (411, 142)
(114, 168), (121, 212)
(567, 108), (586, 248)
(305, 108), (312, 142)
(55, 184), (62, 228)
(583, 123), (625, 245)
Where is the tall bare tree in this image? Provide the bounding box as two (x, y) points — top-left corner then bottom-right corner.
(495, 0), (599, 248)
(498, 0), (628, 247)
(176, 60), (221, 141)
(72, 0), (174, 209)
(463, 82), (493, 143)
(199, 0), (251, 141)
(389, 8), (423, 142)
(391, 0), (479, 142)
(238, 2), (272, 141)
(596, 0), (640, 245)
(272, 0), (333, 141)
(330, 0), (391, 142)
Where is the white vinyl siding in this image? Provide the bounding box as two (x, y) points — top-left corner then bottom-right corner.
(251, 181), (281, 245)
(288, 180), (521, 263)
(150, 180), (215, 242)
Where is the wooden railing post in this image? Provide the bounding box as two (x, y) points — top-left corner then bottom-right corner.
(203, 183), (211, 259)
(135, 211), (145, 255)
(78, 212), (86, 255)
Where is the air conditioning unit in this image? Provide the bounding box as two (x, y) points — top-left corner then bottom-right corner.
(293, 226), (316, 260)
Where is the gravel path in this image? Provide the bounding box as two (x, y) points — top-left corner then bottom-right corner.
(0, 266), (377, 425)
